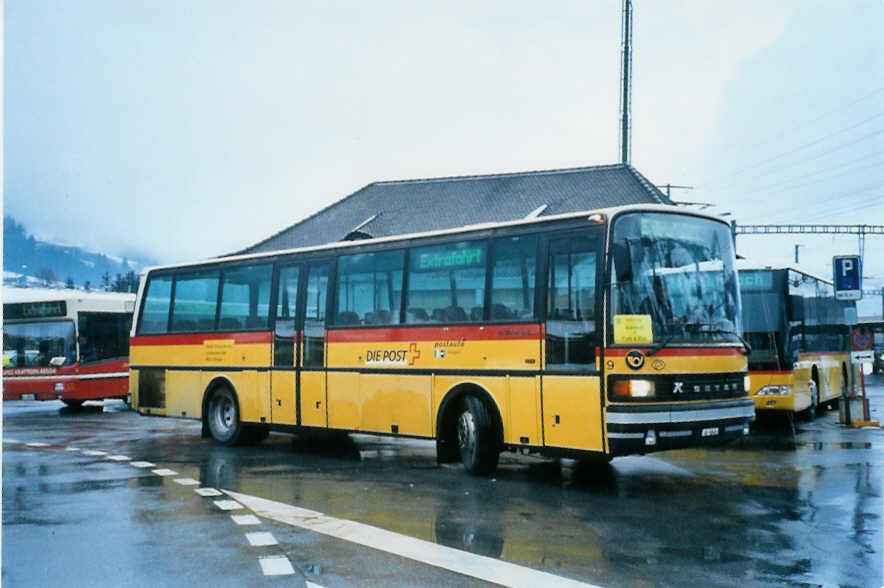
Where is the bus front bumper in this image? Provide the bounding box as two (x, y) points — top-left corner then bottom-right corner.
(2, 378), (71, 401)
(606, 398), (755, 455)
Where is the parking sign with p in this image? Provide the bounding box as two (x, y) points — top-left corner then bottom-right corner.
(833, 255), (862, 301)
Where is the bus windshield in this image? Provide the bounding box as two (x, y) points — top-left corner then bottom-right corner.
(609, 212), (742, 345)
(3, 320), (77, 367)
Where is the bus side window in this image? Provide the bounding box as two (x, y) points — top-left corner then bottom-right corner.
(170, 270), (220, 333)
(334, 250), (404, 326)
(490, 235), (537, 321)
(218, 263), (273, 331)
(405, 240), (487, 324)
(137, 275), (173, 334)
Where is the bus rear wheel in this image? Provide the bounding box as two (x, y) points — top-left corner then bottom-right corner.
(207, 386), (242, 446)
(456, 395), (499, 476)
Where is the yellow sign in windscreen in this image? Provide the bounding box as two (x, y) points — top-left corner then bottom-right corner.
(613, 315), (653, 344)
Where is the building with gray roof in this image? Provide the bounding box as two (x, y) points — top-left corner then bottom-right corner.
(239, 163), (672, 254)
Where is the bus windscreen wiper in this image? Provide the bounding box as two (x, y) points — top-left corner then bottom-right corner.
(647, 320), (682, 357)
(647, 331), (678, 357)
(685, 322), (752, 355)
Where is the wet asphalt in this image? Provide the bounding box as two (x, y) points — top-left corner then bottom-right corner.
(3, 376), (882, 587)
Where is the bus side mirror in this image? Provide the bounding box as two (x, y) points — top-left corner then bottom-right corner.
(788, 295), (804, 321)
(612, 242), (633, 283)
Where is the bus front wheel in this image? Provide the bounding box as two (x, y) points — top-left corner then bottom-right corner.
(207, 386), (242, 446)
(805, 376), (819, 421)
(456, 395), (499, 476)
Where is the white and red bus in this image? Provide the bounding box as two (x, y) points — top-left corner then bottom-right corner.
(3, 288), (135, 407)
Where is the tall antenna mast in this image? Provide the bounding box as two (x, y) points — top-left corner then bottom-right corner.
(619, 0), (633, 164)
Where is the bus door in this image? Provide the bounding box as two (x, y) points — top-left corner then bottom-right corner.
(541, 232), (604, 452)
(298, 262), (330, 427)
(271, 261), (330, 427)
(271, 264), (301, 425)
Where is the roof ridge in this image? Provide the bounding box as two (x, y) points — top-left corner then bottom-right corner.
(233, 163), (629, 254)
(625, 165), (670, 204)
(373, 162), (627, 186)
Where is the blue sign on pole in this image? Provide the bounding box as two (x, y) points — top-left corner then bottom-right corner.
(833, 255), (862, 300)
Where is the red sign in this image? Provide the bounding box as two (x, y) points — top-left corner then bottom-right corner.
(850, 327), (873, 351)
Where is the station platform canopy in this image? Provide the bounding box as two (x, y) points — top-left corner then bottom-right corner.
(237, 163), (672, 254)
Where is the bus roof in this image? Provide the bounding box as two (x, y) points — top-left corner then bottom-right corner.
(142, 203), (731, 275)
(2, 287), (136, 314)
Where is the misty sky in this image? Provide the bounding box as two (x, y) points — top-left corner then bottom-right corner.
(5, 1), (883, 313)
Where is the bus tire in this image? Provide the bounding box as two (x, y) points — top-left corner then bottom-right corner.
(207, 386), (243, 446)
(805, 372), (819, 421)
(456, 395), (499, 476)
(62, 399), (83, 408)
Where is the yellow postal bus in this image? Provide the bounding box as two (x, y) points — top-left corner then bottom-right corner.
(129, 204), (754, 474)
(740, 266), (854, 417)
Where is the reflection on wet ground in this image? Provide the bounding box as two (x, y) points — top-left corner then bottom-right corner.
(3, 378), (883, 587)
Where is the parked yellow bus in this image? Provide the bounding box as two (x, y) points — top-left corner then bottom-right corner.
(130, 205), (754, 474)
(740, 265), (855, 418)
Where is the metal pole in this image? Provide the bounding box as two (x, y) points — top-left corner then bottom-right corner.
(861, 366), (869, 421)
(619, 0), (633, 164)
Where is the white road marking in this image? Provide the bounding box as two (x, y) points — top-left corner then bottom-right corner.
(245, 532), (278, 547)
(26, 442), (50, 447)
(151, 468), (178, 476)
(231, 514), (261, 526)
(305, 582), (326, 588)
(258, 555), (295, 576)
(195, 488), (223, 497)
(65, 447), (81, 451)
(130, 461), (156, 468)
(4, 439), (21, 444)
(82, 450), (107, 456)
(226, 490), (598, 588)
(173, 478), (200, 486)
(107, 455), (131, 461)
(213, 500), (244, 511)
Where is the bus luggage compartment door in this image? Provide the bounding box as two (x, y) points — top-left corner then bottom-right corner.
(541, 375), (603, 451)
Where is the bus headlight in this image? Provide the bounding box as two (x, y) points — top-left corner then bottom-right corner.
(613, 379), (656, 398)
(755, 385), (791, 396)
(744, 375), (751, 392)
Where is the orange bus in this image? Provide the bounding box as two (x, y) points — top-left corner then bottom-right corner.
(740, 266), (855, 417)
(129, 204), (754, 474)
(3, 288), (135, 407)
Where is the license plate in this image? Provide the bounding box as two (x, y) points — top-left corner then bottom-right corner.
(701, 427), (719, 437)
(21, 394), (36, 401)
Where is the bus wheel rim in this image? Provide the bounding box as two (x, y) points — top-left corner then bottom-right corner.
(457, 411), (476, 454)
(214, 394), (234, 434)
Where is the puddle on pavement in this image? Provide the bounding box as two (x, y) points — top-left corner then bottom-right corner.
(798, 441), (874, 450)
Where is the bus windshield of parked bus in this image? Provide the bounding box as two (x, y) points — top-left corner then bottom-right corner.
(3, 321), (76, 367)
(610, 212), (741, 345)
